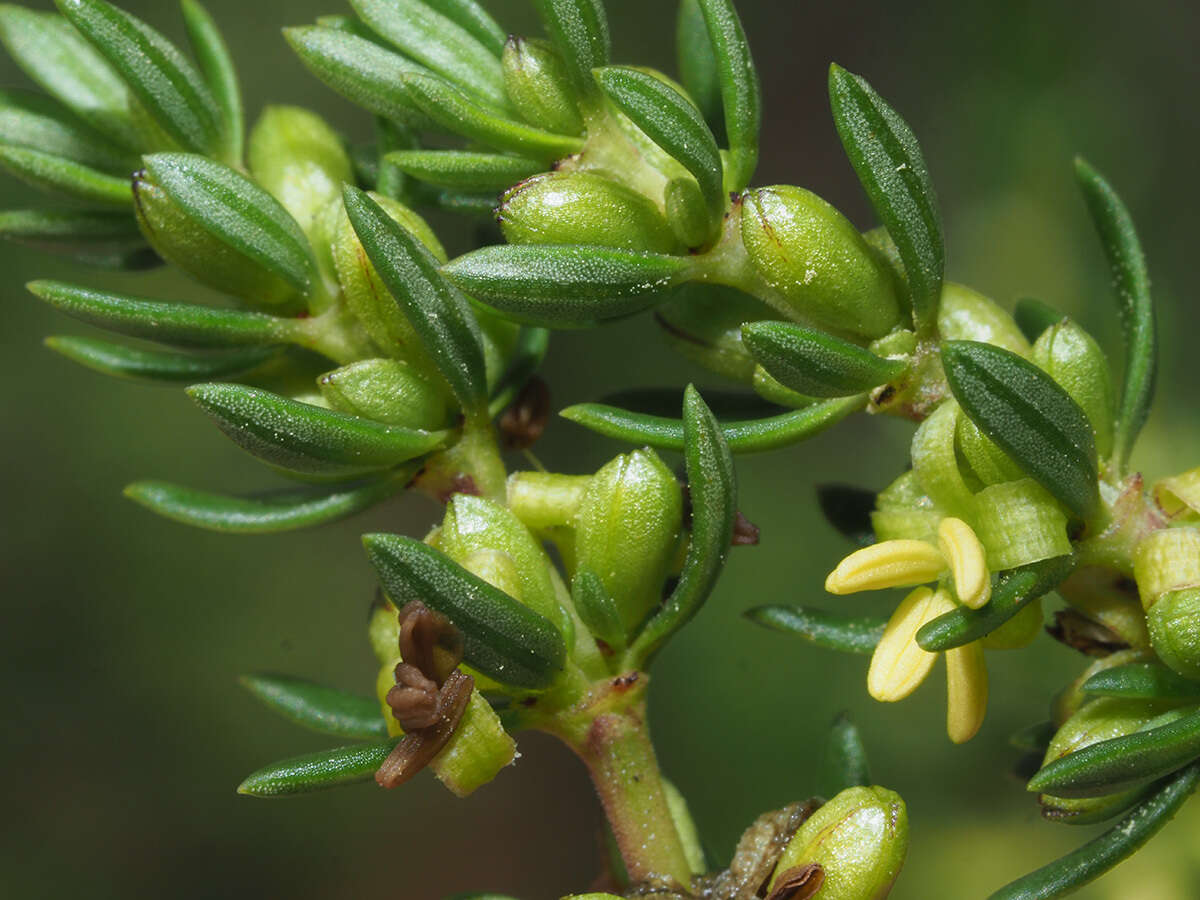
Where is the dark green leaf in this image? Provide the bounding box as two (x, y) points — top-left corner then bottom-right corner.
(820, 711), (871, 797)
(58, 0), (224, 156)
(386, 149), (543, 192)
(572, 567), (626, 652)
(916, 554), (1074, 652)
(237, 737), (399, 796)
(816, 483), (877, 547)
(1013, 297), (1065, 344)
(1082, 663), (1200, 702)
(187, 382), (448, 478)
(362, 534), (567, 690)
(533, 0), (609, 94)
(0, 88), (136, 172)
(488, 326), (551, 417)
(560, 394), (866, 453)
(29, 280), (295, 347)
(441, 244), (693, 327)
(675, 0), (723, 137)
(990, 762), (1200, 900)
(45, 335), (277, 382)
(0, 208), (154, 269)
(742, 320), (906, 397)
(429, 189), (499, 218)
(1074, 157), (1155, 472)
(942, 340), (1099, 520)
(343, 186), (488, 412)
(598, 388), (778, 419)
(180, 0), (243, 163)
(125, 471), (411, 533)
(240, 673), (387, 739)
(422, 0), (507, 57)
(0, 144), (131, 205)
(744, 605), (885, 654)
(694, 0), (759, 191)
(1010, 721), (1057, 753)
(828, 64), (942, 330)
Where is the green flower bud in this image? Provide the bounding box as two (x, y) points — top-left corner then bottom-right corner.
(1147, 589), (1200, 680)
(740, 185), (901, 339)
(956, 414), (1024, 486)
(664, 176), (710, 249)
(769, 786), (908, 900)
(1032, 319), (1114, 459)
(936, 283), (1030, 356)
(318, 358), (451, 430)
(981, 597), (1044, 650)
(1134, 528), (1200, 610)
(506, 471), (593, 531)
(575, 449), (683, 633)
(654, 283), (775, 383)
(368, 595), (401, 664)
(498, 171), (677, 253)
(501, 37), (584, 137)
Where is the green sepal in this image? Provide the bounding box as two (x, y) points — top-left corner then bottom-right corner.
(362, 533), (567, 690)
(693, 0), (759, 191)
(180, 0), (242, 164)
(187, 382), (448, 479)
(664, 176), (710, 249)
(319, 358), (450, 430)
(532, 0), (610, 95)
(237, 737), (399, 797)
(942, 340), (1099, 521)
(0, 88), (136, 172)
(572, 567), (627, 653)
(0, 144), (131, 205)
(0, 208), (153, 269)
(820, 711), (872, 797)
(1013, 296), (1065, 344)
(560, 394), (866, 453)
(1074, 157), (1155, 472)
(816, 483), (877, 548)
(240, 673), (388, 739)
(501, 37), (584, 136)
(1081, 663), (1200, 702)
(745, 605), (885, 654)
(675, 0), (723, 137)
(45, 335), (278, 382)
(422, 0), (507, 57)
(124, 471), (411, 533)
(441, 244), (693, 327)
(57, 0), (225, 157)
(386, 149), (543, 192)
(1032, 318), (1115, 460)
(742, 320), (906, 398)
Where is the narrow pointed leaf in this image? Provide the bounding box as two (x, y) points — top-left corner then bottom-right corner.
(828, 64), (942, 330)
(694, 0), (759, 191)
(343, 186), (487, 411)
(820, 712), (871, 796)
(188, 383), (448, 478)
(598, 388), (778, 419)
(29, 280), (295, 347)
(942, 340), (1099, 520)
(990, 762), (1200, 900)
(561, 394), (865, 453)
(386, 149), (544, 192)
(1074, 158), (1155, 471)
(125, 471), (411, 533)
(363, 534), (567, 690)
(423, 0), (507, 57)
(533, 0), (609, 94)
(58, 0), (224, 155)
(742, 321), (906, 397)
(1081, 663), (1200, 702)
(676, 0), (723, 136)
(0, 145), (131, 205)
(0, 208), (154, 268)
(745, 605), (886, 654)
(916, 554), (1073, 652)
(180, 0), (242, 163)
(0, 89), (136, 172)
(573, 567), (626, 652)
(237, 737), (400, 796)
(240, 673), (388, 738)
(1013, 297), (1065, 344)
(442, 244), (693, 327)
(816, 483), (877, 547)
(45, 335), (277, 382)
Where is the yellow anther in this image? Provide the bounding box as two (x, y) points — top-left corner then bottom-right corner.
(945, 640), (988, 744)
(938, 517), (991, 609)
(867, 587), (955, 702)
(825, 540), (947, 595)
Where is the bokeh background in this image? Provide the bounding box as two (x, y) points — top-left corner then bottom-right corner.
(4, 0), (1199, 897)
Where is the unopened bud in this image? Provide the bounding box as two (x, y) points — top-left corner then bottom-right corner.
(1146, 588), (1200, 680)
(936, 283), (1030, 356)
(1032, 319), (1114, 460)
(318, 358), (450, 430)
(502, 37), (584, 137)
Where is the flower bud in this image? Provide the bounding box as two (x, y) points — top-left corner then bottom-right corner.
(498, 171), (677, 253)
(1032, 319), (1114, 459)
(654, 283), (775, 383)
(368, 595), (401, 664)
(769, 786), (908, 900)
(936, 283), (1030, 356)
(1154, 466), (1200, 523)
(501, 36), (584, 137)
(740, 185), (901, 339)
(318, 358), (451, 430)
(1134, 527), (1200, 610)
(575, 449), (683, 632)
(1146, 589), (1200, 680)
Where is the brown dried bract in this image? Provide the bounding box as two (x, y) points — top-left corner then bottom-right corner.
(732, 511), (761, 546)
(398, 600), (464, 685)
(376, 670), (474, 789)
(702, 799), (821, 900)
(499, 376), (551, 450)
(764, 864), (824, 900)
(1046, 609), (1130, 657)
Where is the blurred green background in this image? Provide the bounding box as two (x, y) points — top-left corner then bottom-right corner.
(3, 0), (1200, 897)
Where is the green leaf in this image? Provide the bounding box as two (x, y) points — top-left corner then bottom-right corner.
(533, 0), (609, 94)
(744, 605), (885, 654)
(1081, 663), (1200, 702)
(0, 208), (153, 269)
(1013, 297), (1065, 344)
(180, 0), (243, 164)
(675, 0), (723, 137)
(124, 471), (410, 533)
(240, 673), (387, 739)
(28, 280), (295, 347)
(828, 64), (943, 330)
(572, 567), (626, 653)
(598, 387), (778, 419)
(816, 483), (877, 547)
(386, 149), (544, 192)
(343, 186), (488, 412)
(561, 394), (866, 453)
(1074, 157), (1155, 472)
(820, 711), (871, 797)
(187, 383), (448, 478)
(990, 762), (1200, 900)
(362, 534), (567, 690)
(441, 244), (693, 327)
(0, 88), (136, 172)
(594, 66), (724, 237)
(742, 321), (906, 398)
(237, 737), (400, 796)
(942, 340), (1099, 520)
(45, 335), (277, 382)
(422, 0), (507, 57)
(57, 0), (224, 156)
(916, 554), (1074, 652)
(630, 386), (736, 663)
(350, 0), (508, 110)
(0, 144), (131, 205)
(143, 153), (316, 297)
(693, 0), (759, 192)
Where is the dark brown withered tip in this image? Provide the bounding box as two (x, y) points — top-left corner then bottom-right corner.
(499, 376), (551, 450)
(397, 600), (464, 686)
(733, 511), (761, 546)
(764, 864), (825, 900)
(1045, 609), (1130, 657)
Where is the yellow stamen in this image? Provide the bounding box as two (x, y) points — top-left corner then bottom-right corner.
(867, 587), (955, 702)
(945, 640), (989, 744)
(825, 540), (947, 595)
(938, 517), (991, 609)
